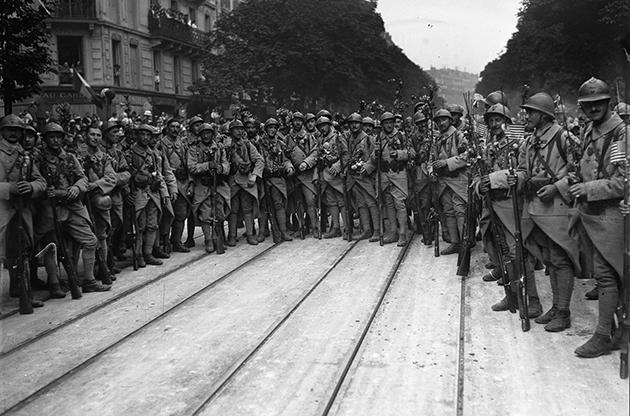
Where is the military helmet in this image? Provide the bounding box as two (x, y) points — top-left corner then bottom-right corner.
(520, 92), (555, 118)
(292, 111), (305, 121)
(485, 90), (508, 106)
(229, 119), (244, 130)
(362, 117), (375, 126)
(42, 122), (65, 136)
(347, 112), (363, 123)
(92, 194), (113, 211)
(243, 117), (256, 126)
(433, 109), (453, 120)
(316, 116), (332, 126)
(304, 113), (316, 122)
(23, 124), (37, 134)
(188, 116), (204, 126)
(135, 124), (154, 134)
(198, 123), (215, 134)
(379, 112), (395, 123)
(166, 117), (181, 126)
(614, 102), (630, 116)
(413, 111), (427, 124)
(577, 77), (611, 103)
(0, 114), (25, 129)
(316, 109), (332, 119)
(446, 104), (464, 115)
(100, 120), (121, 134)
(264, 118), (279, 128)
(484, 103), (513, 124)
(394, 113), (403, 121)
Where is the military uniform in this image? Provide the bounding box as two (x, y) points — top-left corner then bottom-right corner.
(408, 111), (434, 243)
(153, 130), (178, 257)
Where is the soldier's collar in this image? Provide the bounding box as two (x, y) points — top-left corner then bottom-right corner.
(590, 113), (624, 139)
(0, 139), (21, 155)
(535, 122), (561, 147)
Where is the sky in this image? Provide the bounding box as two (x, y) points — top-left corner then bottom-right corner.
(376, 0), (523, 74)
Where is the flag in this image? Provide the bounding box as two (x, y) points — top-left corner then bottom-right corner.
(71, 68), (103, 108)
(609, 141), (626, 165)
(507, 124), (526, 141)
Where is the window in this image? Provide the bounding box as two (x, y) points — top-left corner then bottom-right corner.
(188, 7), (196, 24)
(174, 56), (182, 94)
(112, 39), (122, 86)
(192, 59), (199, 83)
(130, 44), (140, 88)
(170, 0), (178, 11)
(57, 36), (83, 84)
(153, 50), (161, 91)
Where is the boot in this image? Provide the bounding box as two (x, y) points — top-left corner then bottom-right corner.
(368, 206), (381, 243)
(396, 209), (409, 247)
(9, 268), (20, 298)
(491, 296), (513, 312)
(153, 246), (171, 259)
(585, 285), (599, 300)
(544, 309), (571, 332)
(143, 231), (163, 265)
(143, 254), (163, 266)
(185, 217), (196, 248)
(226, 214), (237, 246)
(323, 227), (342, 238)
(82, 280), (111, 293)
(170, 220), (188, 252)
(422, 220), (433, 246)
(382, 204), (398, 244)
(201, 223), (215, 253)
(482, 268), (499, 282)
(171, 242), (190, 253)
(440, 217), (460, 255)
(342, 207), (352, 240)
(527, 296), (543, 318)
(535, 305), (558, 324)
(244, 213), (258, 245)
(49, 282), (66, 299)
(575, 333), (613, 358)
(356, 208), (372, 240)
(257, 215), (267, 243)
(277, 208), (293, 241)
(324, 206), (342, 239)
(135, 237), (145, 268)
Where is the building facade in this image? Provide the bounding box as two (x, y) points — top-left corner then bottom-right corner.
(426, 67), (479, 108)
(18, 0), (237, 120)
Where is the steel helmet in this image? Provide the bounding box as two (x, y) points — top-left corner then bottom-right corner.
(198, 123), (215, 134)
(614, 102), (630, 116)
(42, 122), (65, 136)
(316, 116), (332, 126)
(379, 112), (395, 123)
(347, 113), (363, 123)
(413, 111), (427, 124)
(394, 113), (403, 121)
(484, 103), (513, 124)
(433, 109), (453, 120)
(520, 92), (555, 118)
(316, 109), (332, 119)
(0, 114), (25, 129)
(305, 113), (316, 122)
(362, 117), (375, 126)
(92, 194), (113, 211)
(100, 120), (121, 134)
(23, 124), (37, 134)
(243, 117), (257, 126)
(188, 116), (204, 126)
(135, 124), (154, 134)
(446, 104), (464, 115)
(292, 112), (305, 121)
(264, 118), (279, 128)
(577, 77), (611, 103)
(485, 90), (508, 106)
(229, 119), (244, 130)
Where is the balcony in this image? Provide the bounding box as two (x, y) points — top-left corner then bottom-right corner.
(53, 0), (96, 19)
(148, 8), (211, 55)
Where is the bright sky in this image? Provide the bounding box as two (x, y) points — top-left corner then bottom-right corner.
(376, 0), (522, 74)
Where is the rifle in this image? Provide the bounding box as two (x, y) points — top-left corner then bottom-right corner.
(263, 179), (281, 243)
(376, 132), (384, 246)
(296, 195), (306, 240)
(211, 168), (226, 254)
(45, 168), (82, 300)
(508, 147), (531, 332)
(316, 134), (324, 240)
(14, 155), (34, 314)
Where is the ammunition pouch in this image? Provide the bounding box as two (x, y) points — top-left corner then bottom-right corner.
(582, 198), (622, 216)
(524, 177), (553, 199)
(133, 172), (150, 189)
(489, 189), (510, 201)
(174, 167), (188, 181)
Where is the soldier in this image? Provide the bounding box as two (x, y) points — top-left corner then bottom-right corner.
(225, 120), (264, 246)
(152, 125), (178, 258)
(257, 118), (295, 242)
(430, 109), (468, 255)
(366, 112), (414, 246)
(362, 117), (376, 137)
(475, 104), (543, 316)
(80, 126), (118, 284)
(161, 118), (192, 253)
(188, 123), (230, 253)
(1, 115), (46, 309)
(567, 78), (629, 356)
(515, 92), (580, 332)
(484, 90), (509, 109)
(394, 113), (404, 132)
(286, 112), (320, 238)
(408, 110), (434, 244)
(38, 122), (110, 293)
(345, 113), (379, 241)
(126, 124), (168, 267)
(304, 113), (317, 136)
(447, 104), (467, 132)
(184, 116), (204, 248)
(614, 102), (629, 125)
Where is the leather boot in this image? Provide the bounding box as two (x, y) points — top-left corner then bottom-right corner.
(97, 246), (113, 285)
(383, 204), (398, 244)
(201, 223), (215, 253)
(545, 309), (571, 332)
(153, 245), (171, 259)
(277, 208), (293, 241)
(527, 296), (543, 318)
(342, 207), (352, 240)
(422, 220), (433, 246)
(575, 333), (613, 358)
(49, 282), (66, 299)
(185, 217), (196, 248)
(143, 231), (163, 265)
(82, 280), (111, 293)
(535, 305), (557, 324)
(244, 213), (258, 245)
(440, 217), (460, 255)
(226, 214), (237, 246)
(135, 237), (145, 268)
(82, 246), (97, 285)
(257, 213), (267, 243)
(491, 296), (514, 312)
(9, 268), (20, 298)
(170, 220), (187, 252)
(368, 206), (381, 243)
(396, 209), (409, 247)
(356, 208), (372, 240)
(324, 206), (342, 239)
(482, 268), (499, 282)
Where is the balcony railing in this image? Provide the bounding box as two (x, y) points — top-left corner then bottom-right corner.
(148, 9), (210, 48)
(53, 0), (96, 19)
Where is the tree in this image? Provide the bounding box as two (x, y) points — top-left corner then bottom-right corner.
(196, 0), (435, 113)
(477, 0), (630, 105)
(1, 0), (57, 115)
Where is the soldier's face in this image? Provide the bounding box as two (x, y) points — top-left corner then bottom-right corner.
(317, 123), (330, 136)
(581, 99), (610, 123)
(168, 122), (180, 137)
(362, 124), (373, 135)
(292, 119), (303, 130)
(44, 132), (64, 151)
(1, 126), (23, 144)
(138, 130), (151, 147)
(201, 130), (214, 144)
(246, 124), (257, 138)
(436, 117), (452, 133)
(524, 109), (544, 129)
(306, 119), (316, 131)
(394, 119), (403, 130)
(265, 125), (278, 137)
(230, 127), (244, 139)
(486, 115), (506, 135)
(382, 120), (395, 134)
(23, 132), (37, 149)
(87, 128), (102, 148)
(106, 128), (122, 144)
(191, 122), (202, 135)
(349, 121), (361, 133)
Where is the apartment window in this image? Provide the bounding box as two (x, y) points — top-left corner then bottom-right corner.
(188, 7), (196, 25)
(170, 1), (178, 11)
(57, 36), (83, 84)
(192, 60), (199, 83)
(130, 44), (140, 88)
(174, 56), (182, 94)
(153, 50), (162, 91)
(112, 39), (122, 86)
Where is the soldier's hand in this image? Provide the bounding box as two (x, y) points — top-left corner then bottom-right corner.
(9, 182), (20, 195)
(432, 160), (447, 169)
(87, 182), (97, 192)
(66, 185), (80, 200)
(536, 184), (557, 202)
(286, 166), (295, 176)
(569, 183), (587, 199)
(389, 151), (398, 159)
(619, 201), (630, 216)
(170, 193), (177, 202)
(507, 174), (518, 187)
(16, 181), (33, 195)
(299, 162), (308, 172)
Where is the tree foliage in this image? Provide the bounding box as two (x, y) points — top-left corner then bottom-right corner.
(1, 0), (57, 114)
(477, 0), (630, 104)
(196, 0), (435, 113)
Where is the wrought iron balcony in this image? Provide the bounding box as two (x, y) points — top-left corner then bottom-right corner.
(53, 0), (96, 19)
(148, 10), (210, 50)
